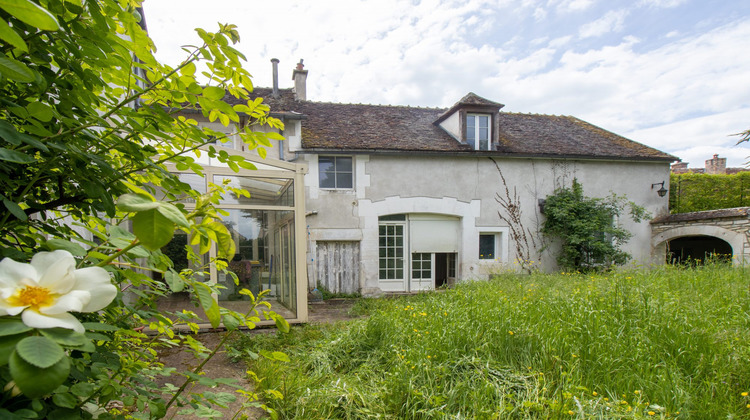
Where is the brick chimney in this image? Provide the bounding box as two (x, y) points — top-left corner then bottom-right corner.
(670, 161), (689, 173)
(292, 59), (307, 101)
(705, 154), (727, 174)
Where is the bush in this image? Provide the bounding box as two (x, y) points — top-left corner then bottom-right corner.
(670, 172), (750, 213)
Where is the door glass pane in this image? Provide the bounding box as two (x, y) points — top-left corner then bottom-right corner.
(216, 209), (297, 318)
(379, 222), (405, 281)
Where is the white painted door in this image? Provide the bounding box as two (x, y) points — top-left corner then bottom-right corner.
(378, 222), (407, 291)
(410, 252), (434, 291)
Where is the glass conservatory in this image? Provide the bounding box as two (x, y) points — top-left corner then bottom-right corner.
(157, 148), (308, 326)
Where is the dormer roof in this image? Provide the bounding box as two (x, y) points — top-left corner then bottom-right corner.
(434, 92), (504, 125)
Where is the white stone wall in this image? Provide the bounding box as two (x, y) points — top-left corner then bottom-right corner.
(303, 153), (671, 294)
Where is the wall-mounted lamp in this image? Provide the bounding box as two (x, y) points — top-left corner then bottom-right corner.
(651, 181), (668, 197)
(538, 198), (546, 214)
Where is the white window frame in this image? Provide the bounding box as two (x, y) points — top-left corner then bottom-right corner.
(466, 113), (491, 151)
(318, 155), (354, 190)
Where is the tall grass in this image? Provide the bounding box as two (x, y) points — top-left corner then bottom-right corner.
(230, 264), (750, 418)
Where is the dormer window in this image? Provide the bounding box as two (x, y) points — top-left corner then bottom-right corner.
(466, 113), (490, 150)
(434, 93), (504, 151)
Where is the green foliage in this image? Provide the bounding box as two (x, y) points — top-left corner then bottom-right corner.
(233, 264), (750, 419)
(670, 172), (750, 213)
(542, 179), (648, 271)
(0, 0), (287, 417)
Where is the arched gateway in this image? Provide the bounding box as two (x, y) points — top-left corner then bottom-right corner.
(651, 207), (750, 265)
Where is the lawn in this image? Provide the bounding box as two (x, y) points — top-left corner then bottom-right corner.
(229, 264), (750, 419)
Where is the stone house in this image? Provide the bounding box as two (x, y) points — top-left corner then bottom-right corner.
(203, 59), (677, 296)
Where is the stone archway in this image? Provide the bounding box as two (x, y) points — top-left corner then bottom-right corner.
(651, 208), (750, 266)
(666, 235), (733, 264)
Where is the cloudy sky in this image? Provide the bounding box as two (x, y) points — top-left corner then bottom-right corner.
(143, 0), (750, 167)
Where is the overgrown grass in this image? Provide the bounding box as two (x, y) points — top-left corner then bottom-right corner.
(229, 264), (750, 418)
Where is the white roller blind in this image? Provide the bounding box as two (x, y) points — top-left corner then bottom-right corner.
(410, 217), (459, 253)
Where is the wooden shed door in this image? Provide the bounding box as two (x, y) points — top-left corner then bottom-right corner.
(315, 241), (360, 294)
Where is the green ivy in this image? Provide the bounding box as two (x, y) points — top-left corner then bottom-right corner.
(670, 172), (750, 213)
(542, 179), (648, 271)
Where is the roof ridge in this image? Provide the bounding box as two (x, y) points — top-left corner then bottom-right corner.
(301, 100), (446, 111)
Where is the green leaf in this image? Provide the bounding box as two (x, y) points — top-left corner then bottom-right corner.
(222, 313), (240, 331)
(0, 120), (21, 145)
(39, 328), (87, 346)
(0, 318), (32, 337)
(81, 322), (120, 332)
(0, 54), (35, 82)
(70, 382), (95, 398)
(3, 199), (26, 221)
(10, 351), (70, 399)
(0, 17), (27, 51)
(210, 221), (235, 259)
(156, 202), (190, 228)
(0, 333), (26, 367)
(194, 282), (220, 328)
(132, 208), (175, 251)
(0, 409), (24, 420)
(116, 193), (160, 212)
(46, 238), (86, 256)
(203, 86), (225, 100)
(181, 61), (196, 76)
(259, 350), (290, 362)
(0, 0), (60, 31)
(27, 101), (54, 122)
(0, 147), (35, 163)
(16, 336), (65, 368)
(52, 392), (77, 409)
(272, 313), (290, 334)
(65, 339), (95, 353)
(165, 270), (185, 292)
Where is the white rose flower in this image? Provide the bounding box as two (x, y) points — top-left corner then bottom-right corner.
(0, 250), (117, 333)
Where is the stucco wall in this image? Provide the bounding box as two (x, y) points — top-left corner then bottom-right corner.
(302, 153), (670, 294)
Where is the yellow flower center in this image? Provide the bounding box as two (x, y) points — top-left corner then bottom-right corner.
(15, 285), (54, 309)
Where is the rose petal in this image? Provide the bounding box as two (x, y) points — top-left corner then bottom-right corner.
(40, 290), (89, 315)
(0, 299), (27, 316)
(72, 267), (116, 312)
(34, 251), (77, 293)
(0, 258), (39, 288)
(21, 309), (85, 333)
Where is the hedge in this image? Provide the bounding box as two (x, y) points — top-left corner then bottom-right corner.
(670, 172), (750, 213)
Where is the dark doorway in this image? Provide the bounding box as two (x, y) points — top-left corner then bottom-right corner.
(668, 235), (732, 264)
(435, 253), (448, 288)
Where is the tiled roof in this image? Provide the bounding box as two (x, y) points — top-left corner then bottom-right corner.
(651, 207), (750, 223)
(235, 88), (676, 161)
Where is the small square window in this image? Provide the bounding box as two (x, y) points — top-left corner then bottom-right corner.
(479, 234), (497, 260)
(319, 156), (353, 189)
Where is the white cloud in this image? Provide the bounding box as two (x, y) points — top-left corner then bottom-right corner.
(143, 0), (750, 164)
(550, 0), (597, 13)
(638, 0), (688, 9)
(579, 9), (629, 38)
(625, 108), (750, 167)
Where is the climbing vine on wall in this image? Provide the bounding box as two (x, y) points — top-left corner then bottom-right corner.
(670, 172), (750, 213)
